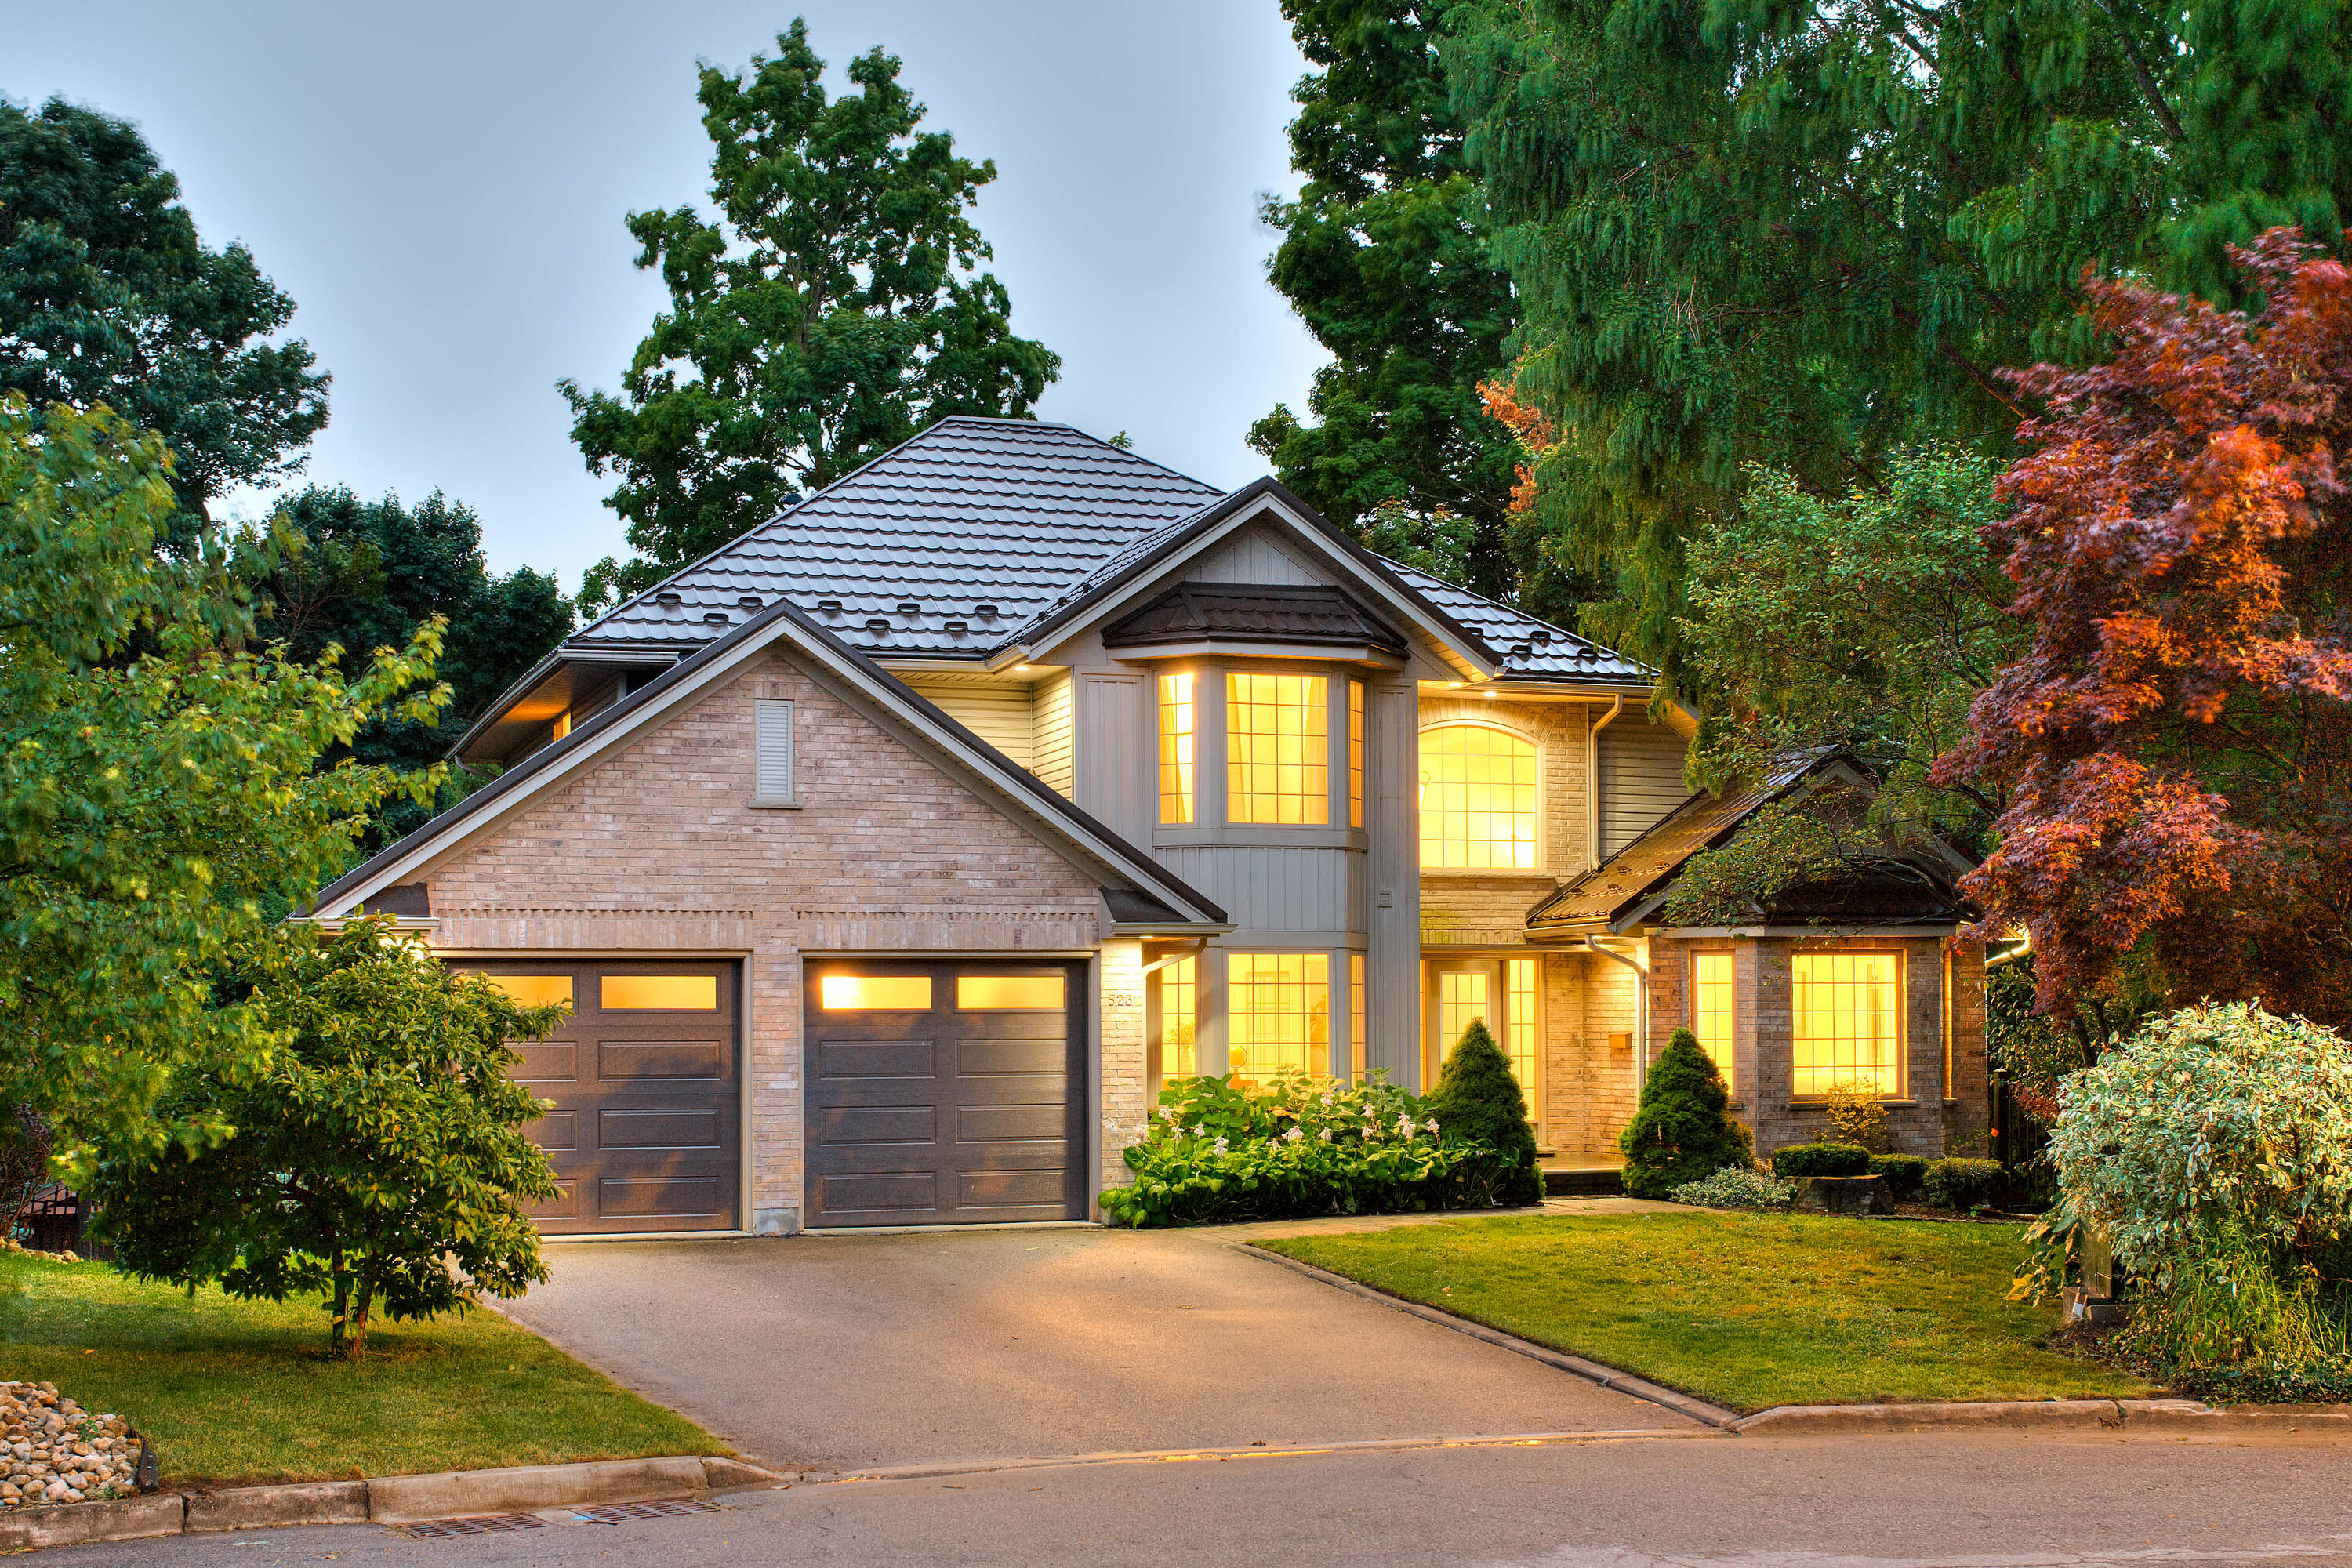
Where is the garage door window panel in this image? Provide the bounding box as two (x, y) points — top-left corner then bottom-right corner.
(600, 974), (718, 1011)
(820, 974), (934, 1011)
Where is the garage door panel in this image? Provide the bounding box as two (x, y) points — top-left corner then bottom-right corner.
(597, 1039), (728, 1082)
(955, 1103), (1066, 1142)
(597, 1174), (727, 1219)
(816, 1037), (937, 1079)
(956, 1168), (1069, 1211)
(954, 1036), (1070, 1077)
(818, 1171), (939, 1217)
(514, 1042), (578, 1083)
(817, 1104), (938, 1145)
(459, 960), (740, 1236)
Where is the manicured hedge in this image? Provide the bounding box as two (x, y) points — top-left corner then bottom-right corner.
(1924, 1156), (2005, 1211)
(1870, 1153), (1929, 1202)
(1769, 1142), (1873, 1178)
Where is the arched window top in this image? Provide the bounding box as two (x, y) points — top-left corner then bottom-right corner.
(1419, 723), (1539, 870)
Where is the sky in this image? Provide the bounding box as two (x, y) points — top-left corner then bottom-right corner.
(2, 1), (1325, 590)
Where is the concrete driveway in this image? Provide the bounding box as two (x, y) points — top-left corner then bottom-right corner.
(500, 1222), (1693, 1472)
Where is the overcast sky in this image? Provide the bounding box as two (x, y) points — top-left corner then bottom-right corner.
(3, 1), (1323, 589)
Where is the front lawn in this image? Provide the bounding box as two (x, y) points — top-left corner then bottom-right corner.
(0, 1253), (723, 1486)
(1258, 1211), (2155, 1412)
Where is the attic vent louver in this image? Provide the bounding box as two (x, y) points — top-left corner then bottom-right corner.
(703, 611), (730, 626)
(896, 601), (921, 615)
(1532, 630), (1552, 643)
(737, 595), (762, 610)
(817, 599), (842, 615)
(1577, 646), (1599, 662)
(866, 618), (890, 633)
(944, 619), (970, 633)
(973, 603), (998, 617)
(655, 592), (681, 608)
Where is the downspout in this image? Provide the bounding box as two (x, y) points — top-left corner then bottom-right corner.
(1581, 935), (1650, 1081)
(1588, 695), (1624, 873)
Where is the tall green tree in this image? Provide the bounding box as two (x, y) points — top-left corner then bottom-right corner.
(1247, 1), (1530, 608)
(0, 98), (329, 546)
(1447, 0), (2352, 685)
(0, 397), (445, 1174)
(564, 20), (1060, 614)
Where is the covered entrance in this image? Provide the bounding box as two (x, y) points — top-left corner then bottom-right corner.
(804, 959), (1086, 1228)
(461, 959), (742, 1235)
(1421, 956), (1541, 1110)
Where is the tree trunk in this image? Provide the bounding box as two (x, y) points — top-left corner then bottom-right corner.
(329, 1242), (352, 1357)
(348, 1269), (375, 1359)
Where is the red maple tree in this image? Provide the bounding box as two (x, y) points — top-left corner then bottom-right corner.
(1934, 230), (2352, 1028)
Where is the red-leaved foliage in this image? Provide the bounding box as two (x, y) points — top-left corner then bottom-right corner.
(1933, 230), (2352, 1028)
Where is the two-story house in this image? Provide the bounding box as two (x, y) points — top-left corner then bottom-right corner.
(312, 418), (1985, 1236)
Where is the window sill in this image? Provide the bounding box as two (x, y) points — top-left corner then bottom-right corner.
(747, 797), (804, 811)
(1418, 868), (1555, 881)
(1787, 1098), (1918, 1109)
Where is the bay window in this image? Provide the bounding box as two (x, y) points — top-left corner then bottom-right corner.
(1157, 672), (1195, 824)
(1226, 673), (1329, 825)
(1228, 952), (1329, 1082)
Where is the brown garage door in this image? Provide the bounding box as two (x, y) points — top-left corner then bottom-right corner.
(804, 960), (1085, 1228)
(459, 960), (741, 1235)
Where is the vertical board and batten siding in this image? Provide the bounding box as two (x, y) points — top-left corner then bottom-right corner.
(1031, 672), (1075, 798)
(1598, 719), (1694, 858)
(902, 677), (1036, 771)
(1076, 674), (1146, 844)
(1192, 524), (1322, 586)
(1152, 847), (1359, 935)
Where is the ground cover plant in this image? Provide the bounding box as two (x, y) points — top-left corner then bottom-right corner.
(1102, 1070), (1526, 1227)
(2038, 1002), (2352, 1400)
(0, 1253), (720, 1486)
(1669, 1165), (1793, 1210)
(1618, 1029), (1751, 1199)
(1259, 1212), (2152, 1411)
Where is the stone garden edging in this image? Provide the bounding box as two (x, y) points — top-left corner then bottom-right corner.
(0, 1454), (781, 1554)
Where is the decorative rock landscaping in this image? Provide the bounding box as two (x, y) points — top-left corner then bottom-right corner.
(0, 1382), (144, 1508)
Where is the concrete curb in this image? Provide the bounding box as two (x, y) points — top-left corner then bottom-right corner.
(1239, 1242), (1742, 1428)
(0, 1454), (780, 1554)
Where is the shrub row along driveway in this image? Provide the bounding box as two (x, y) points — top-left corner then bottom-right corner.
(499, 1224), (1693, 1472)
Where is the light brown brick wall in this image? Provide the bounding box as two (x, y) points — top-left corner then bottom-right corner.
(422, 653), (1114, 1233)
(1537, 950), (1639, 1161)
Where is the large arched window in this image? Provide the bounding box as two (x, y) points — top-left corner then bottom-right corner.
(1419, 724), (1538, 869)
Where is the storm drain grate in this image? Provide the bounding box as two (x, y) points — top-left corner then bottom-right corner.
(575, 1498), (716, 1524)
(402, 1512), (552, 1538)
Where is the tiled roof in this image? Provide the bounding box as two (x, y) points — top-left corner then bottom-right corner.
(1527, 750), (1832, 931)
(1377, 557), (1656, 683)
(1102, 583), (1406, 654)
(568, 418), (1225, 658)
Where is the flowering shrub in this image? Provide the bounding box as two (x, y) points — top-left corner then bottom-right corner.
(2041, 1003), (2352, 1398)
(1099, 1071), (1523, 1228)
(1670, 1164), (1794, 1209)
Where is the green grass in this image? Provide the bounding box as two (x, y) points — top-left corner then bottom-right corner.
(0, 1254), (723, 1486)
(1259, 1211), (2155, 1412)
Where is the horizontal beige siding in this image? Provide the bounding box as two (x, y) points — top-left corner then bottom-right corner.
(1599, 718), (1692, 857)
(904, 677), (1036, 771)
(1032, 671), (1075, 799)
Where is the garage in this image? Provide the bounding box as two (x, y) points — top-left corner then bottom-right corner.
(804, 960), (1087, 1228)
(462, 959), (742, 1235)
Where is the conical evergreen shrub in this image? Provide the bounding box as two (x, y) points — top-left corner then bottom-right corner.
(1428, 1018), (1544, 1207)
(1617, 1027), (1753, 1200)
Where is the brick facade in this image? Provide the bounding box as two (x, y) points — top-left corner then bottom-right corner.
(421, 652), (1116, 1234)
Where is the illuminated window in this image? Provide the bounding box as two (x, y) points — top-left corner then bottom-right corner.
(1505, 957), (1538, 1111)
(1228, 953), (1329, 1082)
(550, 710), (572, 740)
(1226, 673), (1328, 825)
(1792, 953), (1901, 1097)
(1157, 673), (1195, 824)
(1436, 969), (1490, 1062)
(601, 974), (718, 1011)
(1693, 952), (1735, 1092)
(1419, 725), (1537, 869)
(1941, 947), (1955, 1100)
(1347, 680), (1364, 829)
(1349, 953), (1367, 1080)
(818, 974), (933, 1011)
(1156, 955), (1197, 1079)
(956, 974), (1065, 1010)
(469, 974), (573, 1007)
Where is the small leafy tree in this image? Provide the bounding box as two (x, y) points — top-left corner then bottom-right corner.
(1618, 1029), (1752, 1200)
(90, 919), (562, 1356)
(1823, 1081), (1889, 1152)
(1427, 1020), (1542, 1206)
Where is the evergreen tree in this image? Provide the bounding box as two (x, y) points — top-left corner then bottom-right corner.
(1247, 0), (1534, 607)
(0, 97), (329, 545)
(1446, 0), (2352, 687)
(1618, 1029), (1752, 1200)
(1427, 1018), (1543, 1206)
(564, 20), (1059, 615)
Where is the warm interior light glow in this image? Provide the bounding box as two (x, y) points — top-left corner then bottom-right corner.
(1792, 953), (1900, 1096)
(600, 974), (718, 1011)
(956, 974), (1066, 1010)
(1347, 680), (1363, 829)
(1504, 957), (1538, 1111)
(474, 974), (573, 1008)
(1229, 953), (1329, 1082)
(1156, 955), (1198, 1079)
(1693, 952), (1735, 1092)
(819, 974), (933, 1011)
(1225, 673), (1328, 825)
(1419, 724), (1538, 869)
(1349, 953), (1367, 1080)
(1158, 672), (1196, 824)
(550, 710), (572, 739)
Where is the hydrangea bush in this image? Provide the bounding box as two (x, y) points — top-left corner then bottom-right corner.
(1100, 1071), (1520, 1228)
(1670, 1164), (1795, 1209)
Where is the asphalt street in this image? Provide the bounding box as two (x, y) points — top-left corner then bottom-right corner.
(43, 1428), (2352, 1566)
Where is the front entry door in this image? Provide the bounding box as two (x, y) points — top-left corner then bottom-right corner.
(1423, 957), (1540, 1111)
